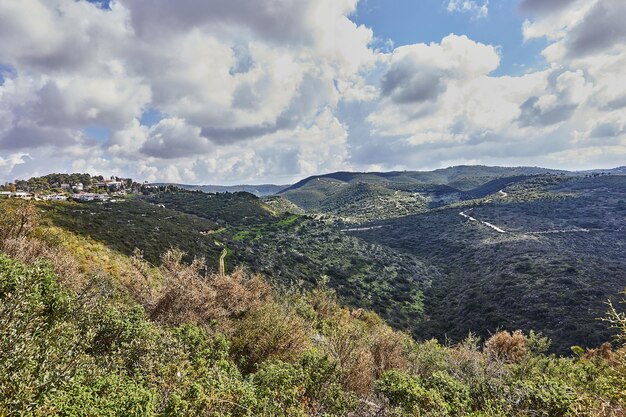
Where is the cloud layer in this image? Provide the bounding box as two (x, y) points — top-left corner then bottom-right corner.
(0, 0), (625, 184)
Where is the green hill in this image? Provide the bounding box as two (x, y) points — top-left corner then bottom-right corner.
(5, 167), (626, 356)
(278, 166), (568, 221)
(26, 170), (626, 354)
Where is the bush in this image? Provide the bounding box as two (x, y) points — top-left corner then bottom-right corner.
(0, 256), (88, 414)
(40, 371), (156, 417)
(233, 302), (311, 371)
(375, 370), (448, 416)
(509, 375), (576, 417)
(407, 339), (450, 379)
(252, 361), (307, 416)
(151, 250), (270, 332)
(299, 349), (359, 415)
(485, 330), (528, 363)
(0, 200), (39, 248)
(424, 371), (471, 414)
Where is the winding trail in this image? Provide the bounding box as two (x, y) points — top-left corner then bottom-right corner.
(459, 209), (613, 235)
(459, 209), (507, 233)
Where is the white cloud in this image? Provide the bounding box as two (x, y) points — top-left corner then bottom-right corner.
(0, 0), (375, 183)
(446, 0), (489, 19)
(0, 0), (625, 184)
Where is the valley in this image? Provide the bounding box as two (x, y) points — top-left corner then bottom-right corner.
(26, 166), (626, 354)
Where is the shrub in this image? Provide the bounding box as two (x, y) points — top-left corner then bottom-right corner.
(407, 339), (450, 379)
(252, 361), (307, 416)
(0, 256), (89, 414)
(40, 371), (156, 417)
(375, 370), (448, 416)
(510, 375), (576, 417)
(322, 314), (376, 395)
(233, 302), (311, 371)
(151, 250), (270, 332)
(485, 330), (528, 363)
(369, 324), (411, 379)
(0, 235), (84, 291)
(424, 371), (471, 415)
(0, 200), (39, 248)
(299, 349), (359, 415)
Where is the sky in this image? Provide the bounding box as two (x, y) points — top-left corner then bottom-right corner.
(0, 0), (625, 185)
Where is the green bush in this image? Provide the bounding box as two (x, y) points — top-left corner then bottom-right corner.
(252, 361), (307, 416)
(0, 256), (88, 414)
(509, 375), (576, 417)
(376, 370), (449, 416)
(299, 349), (359, 415)
(424, 371), (471, 414)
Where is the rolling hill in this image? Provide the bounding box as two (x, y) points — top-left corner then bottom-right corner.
(23, 166), (626, 354)
(277, 166), (567, 221)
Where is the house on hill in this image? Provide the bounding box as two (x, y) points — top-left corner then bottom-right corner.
(0, 191), (35, 200)
(74, 193), (110, 202)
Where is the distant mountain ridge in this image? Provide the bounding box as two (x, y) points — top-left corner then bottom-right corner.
(273, 165), (626, 222)
(279, 165), (571, 194)
(151, 183), (287, 196)
(151, 165), (626, 198)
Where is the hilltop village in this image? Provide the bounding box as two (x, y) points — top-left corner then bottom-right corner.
(0, 173), (165, 202)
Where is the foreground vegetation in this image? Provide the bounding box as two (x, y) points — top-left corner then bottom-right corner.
(1, 199), (626, 416)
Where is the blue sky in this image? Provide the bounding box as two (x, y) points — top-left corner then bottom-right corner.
(352, 0), (548, 75)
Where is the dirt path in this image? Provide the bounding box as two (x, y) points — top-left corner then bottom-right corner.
(459, 208), (612, 235)
(459, 209), (507, 233)
(340, 225), (384, 232)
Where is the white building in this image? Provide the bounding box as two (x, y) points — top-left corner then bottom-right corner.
(15, 192), (33, 199)
(47, 194), (68, 201)
(74, 193), (110, 202)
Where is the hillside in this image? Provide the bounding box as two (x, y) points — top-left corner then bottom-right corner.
(277, 166), (568, 221)
(18, 168), (626, 355)
(36, 191), (436, 331)
(271, 168), (626, 353)
(1, 197), (625, 416)
(351, 174), (626, 353)
(280, 166), (566, 193)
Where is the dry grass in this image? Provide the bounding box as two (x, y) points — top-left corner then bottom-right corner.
(150, 249), (271, 333)
(1, 236), (84, 292)
(583, 342), (618, 364)
(369, 324), (411, 379)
